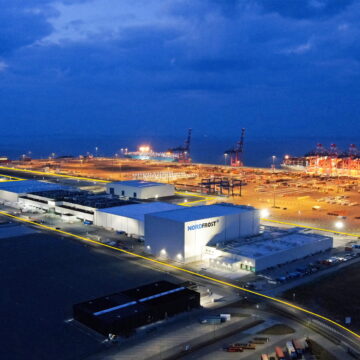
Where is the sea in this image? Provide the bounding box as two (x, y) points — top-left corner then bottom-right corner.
(0, 134), (358, 168)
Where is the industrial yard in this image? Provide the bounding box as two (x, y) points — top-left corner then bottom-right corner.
(4, 155), (359, 233)
(0, 157), (359, 360)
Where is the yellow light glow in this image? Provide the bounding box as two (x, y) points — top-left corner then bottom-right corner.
(260, 209), (270, 217)
(139, 145), (151, 152)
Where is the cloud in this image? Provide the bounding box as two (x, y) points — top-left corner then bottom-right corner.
(255, 0), (355, 19)
(282, 42), (313, 55)
(0, 0), (93, 54)
(0, 0), (360, 140)
(0, 61), (8, 71)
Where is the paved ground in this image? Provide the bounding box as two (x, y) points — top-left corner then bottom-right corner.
(180, 309), (353, 360)
(0, 222), (184, 360)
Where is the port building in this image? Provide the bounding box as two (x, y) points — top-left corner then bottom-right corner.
(0, 180), (67, 204)
(73, 281), (200, 336)
(204, 228), (333, 272)
(106, 180), (175, 199)
(144, 204), (260, 263)
(94, 202), (182, 238)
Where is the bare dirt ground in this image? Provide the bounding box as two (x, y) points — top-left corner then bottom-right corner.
(283, 261), (360, 333)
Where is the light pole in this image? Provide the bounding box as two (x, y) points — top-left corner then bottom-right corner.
(272, 183), (276, 208)
(272, 155), (276, 173)
(224, 153), (228, 166)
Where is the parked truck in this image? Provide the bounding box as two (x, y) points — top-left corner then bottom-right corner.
(286, 341), (297, 359)
(292, 339), (304, 358)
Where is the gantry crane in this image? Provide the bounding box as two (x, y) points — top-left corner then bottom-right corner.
(169, 128), (192, 163)
(225, 128), (245, 167)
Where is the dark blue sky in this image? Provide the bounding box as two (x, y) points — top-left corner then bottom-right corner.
(1, 0), (360, 142)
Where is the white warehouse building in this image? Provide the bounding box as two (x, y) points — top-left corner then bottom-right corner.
(0, 180), (66, 204)
(205, 229), (333, 272)
(94, 202), (182, 238)
(106, 180), (175, 199)
(145, 204), (260, 263)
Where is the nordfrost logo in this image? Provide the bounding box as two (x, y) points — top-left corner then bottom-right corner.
(187, 219), (219, 231)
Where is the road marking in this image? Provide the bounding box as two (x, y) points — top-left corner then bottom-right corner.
(262, 218), (360, 237)
(0, 166), (110, 183)
(175, 191), (217, 206)
(0, 210), (359, 339)
(0, 173), (25, 181)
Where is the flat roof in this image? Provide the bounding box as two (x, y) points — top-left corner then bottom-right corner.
(215, 229), (332, 259)
(74, 281), (194, 318)
(108, 180), (169, 188)
(97, 202), (182, 221)
(147, 203), (257, 223)
(0, 180), (67, 194)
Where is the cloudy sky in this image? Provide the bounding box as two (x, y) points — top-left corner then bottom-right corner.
(1, 0), (360, 141)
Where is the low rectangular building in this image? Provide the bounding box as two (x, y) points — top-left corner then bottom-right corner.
(94, 202), (182, 237)
(145, 204), (260, 263)
(106, 180), (175, 199)
(205, 229), (333, 272)
(73, 281), (200, 336)
(0, 180), (67, 204)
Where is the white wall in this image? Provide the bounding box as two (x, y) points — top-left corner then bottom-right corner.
(106, 183), (175, 199)
(145, 215), (185, 261)
(94, 211), (144, 237)
(0, 190), (19, 203)
(206, 236), (333, 272)
(145, 209), (260, 264)
(18, 197), (50, 211)
(54, 206), (94, 221)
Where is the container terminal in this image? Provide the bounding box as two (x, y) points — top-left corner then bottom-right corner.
(282, 143), (360, 177)
(0, 135), (360, 359)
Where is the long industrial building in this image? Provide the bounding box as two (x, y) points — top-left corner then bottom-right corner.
(73, 281), (200, 336)
(0, 180), (67, 204)
(106, 180), (175, 199)
(145, 204), (260, 263)
(205, 228), (333, 272)
(94, 202), (182, 237)
(0, 179), (334, 273)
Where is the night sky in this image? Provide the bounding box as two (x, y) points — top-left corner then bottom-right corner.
(1, 0), (360, 143)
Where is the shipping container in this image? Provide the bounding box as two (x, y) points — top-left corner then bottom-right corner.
(275, 346), (285, 360)
(226, 346), (243, 352)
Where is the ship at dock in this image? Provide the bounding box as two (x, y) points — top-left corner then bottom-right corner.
(123, 146), (179, 162)
(122, 129), (192, 163)
(281, 143), (360, 177)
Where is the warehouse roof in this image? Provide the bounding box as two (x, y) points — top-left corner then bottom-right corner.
(0, 180), (67, 194)
(108, 180), (169, 188)
(217, 230), (332, 259)
(147, 204), (257, 222)
(97, 202), (182, 221)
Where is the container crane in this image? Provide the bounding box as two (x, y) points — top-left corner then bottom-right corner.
(225, 128), (245, 167)
(169, 129), (192, 163)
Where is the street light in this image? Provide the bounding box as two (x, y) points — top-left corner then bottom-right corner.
(224, 153), (228, 165)
(272, 155), (276, 173)
(335, 221), (344, 230)
(260, 208), (270, 218)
